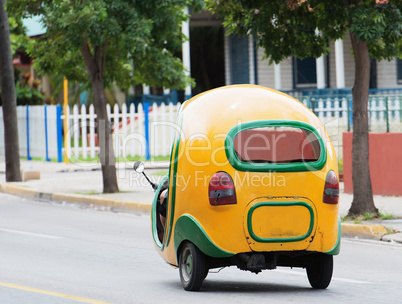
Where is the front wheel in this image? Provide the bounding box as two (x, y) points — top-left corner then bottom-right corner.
(179, 242), (206, 291)
(306, 253), (333, 289)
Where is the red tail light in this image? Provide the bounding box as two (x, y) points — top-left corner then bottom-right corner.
(323, 170), (339, 204)
(209, 172), (237, 206)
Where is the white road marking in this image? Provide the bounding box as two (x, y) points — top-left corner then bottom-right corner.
(275, 269), (371, 284)
(342, 238), (402, 249)
(0, 228), (63, 239)
(331, 277), (372, 284)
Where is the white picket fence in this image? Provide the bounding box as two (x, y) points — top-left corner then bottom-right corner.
(0, 105), (61, 160)
(1, 95), (401, 162)
(62, 102), (181, 160)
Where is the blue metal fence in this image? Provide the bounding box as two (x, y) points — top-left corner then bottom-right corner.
(127, 90), (181, 109)
(297, 94), (402, 133)
(283, 87), (402, 97)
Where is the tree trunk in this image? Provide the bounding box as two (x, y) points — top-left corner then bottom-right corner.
(0, 0), (21, 182)
(92, 78), (119, 193)
(81, 43), (119, 193)
(348, 32), (378, 216)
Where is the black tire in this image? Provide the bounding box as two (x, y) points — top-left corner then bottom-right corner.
(306, 253), (333, 289)
(179, 242), (206, 291)
(203, 267), (209, 280)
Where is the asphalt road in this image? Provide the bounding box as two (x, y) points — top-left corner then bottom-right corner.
(1, 193), (402, 304)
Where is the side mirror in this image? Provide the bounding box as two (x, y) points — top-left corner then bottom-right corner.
(134, 161), (145, 173)
(133, 160), (158, 191)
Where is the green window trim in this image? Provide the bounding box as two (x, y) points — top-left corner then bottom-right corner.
(151, 175), (169, 250)
(247, 201), (315, 243)
(225, 120), (327, 172)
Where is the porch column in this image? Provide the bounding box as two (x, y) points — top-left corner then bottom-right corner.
(143, 85), (150, 95)
(182, 7), (191, 98)
(335, 39), (345, 88)
(248, 35), (256, 84)
(274, 63), (281, 91)
(316, 55), (325, 89)
(224, 33), (231, 85)
(315, 29), (325, 89)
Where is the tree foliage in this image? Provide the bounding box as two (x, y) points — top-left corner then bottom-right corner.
(9, 0), (199, 90)
(9, 15), (30, 55)
(208, 0), (402, 63)
(0, 11), (43, 106)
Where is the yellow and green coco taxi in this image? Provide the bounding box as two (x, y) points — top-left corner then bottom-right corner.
(148, 84), (340, 291)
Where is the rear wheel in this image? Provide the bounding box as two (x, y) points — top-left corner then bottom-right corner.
(306, 253), (333, 289)
(179, 242), (206, 291)
(203, 267), (209, 280)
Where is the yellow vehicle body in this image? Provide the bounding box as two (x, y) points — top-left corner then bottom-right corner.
(150, 85), (340, 290)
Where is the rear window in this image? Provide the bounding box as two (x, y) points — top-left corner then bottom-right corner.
(233, 127), (321, 163)
(225, 120), (326, 172)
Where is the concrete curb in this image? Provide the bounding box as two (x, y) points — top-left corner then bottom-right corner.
(382, 232), (402, 243)
(340, 222), (388, 240)
(0, 183), (151, 213)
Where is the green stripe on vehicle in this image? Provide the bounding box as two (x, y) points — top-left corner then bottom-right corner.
(164, 107), (183, 248)
(174, 214), (234, 261)
(247, 201), (315, 243)
(325, 216), (341, 255)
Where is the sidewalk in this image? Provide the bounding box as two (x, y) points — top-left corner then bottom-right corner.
(0, 157), (165, 213)
(1, 157), (402, 244)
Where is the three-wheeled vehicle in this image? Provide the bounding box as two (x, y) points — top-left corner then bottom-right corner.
(135, 84), (340, 291)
